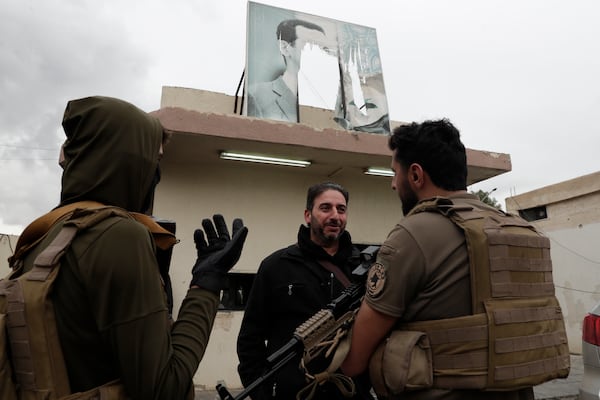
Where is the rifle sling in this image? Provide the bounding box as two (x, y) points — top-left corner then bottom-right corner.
(317, 260), (351, 288)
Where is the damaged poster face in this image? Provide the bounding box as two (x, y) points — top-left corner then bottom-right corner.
(245, 2), (390, 134)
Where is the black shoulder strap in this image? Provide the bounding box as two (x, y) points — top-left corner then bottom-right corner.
(317, 260), (351, 288)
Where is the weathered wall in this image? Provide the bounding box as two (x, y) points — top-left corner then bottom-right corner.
(0, 234), (17, 273)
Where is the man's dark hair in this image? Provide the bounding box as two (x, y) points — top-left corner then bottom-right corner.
(388, 119), (468, 191)
(306, 182), (349, 210)
(276, 19), (325, 44)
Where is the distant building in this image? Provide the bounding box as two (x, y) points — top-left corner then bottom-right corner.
(506, 171), (600, 354)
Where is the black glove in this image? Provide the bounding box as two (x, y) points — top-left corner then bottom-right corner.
(191, 214), (248, 293)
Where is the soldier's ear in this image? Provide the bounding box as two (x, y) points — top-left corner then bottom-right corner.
(408, 163), (425, 187)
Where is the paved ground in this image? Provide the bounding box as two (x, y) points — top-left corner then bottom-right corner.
(196, 354), (583, 400)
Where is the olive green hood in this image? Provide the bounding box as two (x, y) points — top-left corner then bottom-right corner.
(59, 96), (163, 213)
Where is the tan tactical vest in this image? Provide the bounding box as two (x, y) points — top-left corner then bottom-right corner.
(395, 197), (569, 390)
(0, 204), (176, 400)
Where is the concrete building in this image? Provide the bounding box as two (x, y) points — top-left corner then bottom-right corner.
(0, 86), (512, 390)
(506, 170), (600, 355)
(152, 86), (511, 390)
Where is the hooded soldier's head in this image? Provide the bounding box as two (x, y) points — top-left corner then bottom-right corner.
(59, 96), (164, 214)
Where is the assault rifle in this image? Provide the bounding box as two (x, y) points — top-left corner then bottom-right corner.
(216, 245), (380, 400)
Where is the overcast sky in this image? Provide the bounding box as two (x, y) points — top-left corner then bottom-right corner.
(1, 0), (599, 235)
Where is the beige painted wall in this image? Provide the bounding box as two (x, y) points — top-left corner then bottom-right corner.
(547, 224), (600, 355)
(153, 155), (402, 389)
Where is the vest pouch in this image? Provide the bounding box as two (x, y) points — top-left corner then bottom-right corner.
(369, 330), (432, 398)
(484, 297), (570, 389)
(61, 380), (129, 400)
(0, 279), (18, 400)
(1, 312), (18, 400)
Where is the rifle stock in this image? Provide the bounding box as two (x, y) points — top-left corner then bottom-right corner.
(217, 245), (380, 400)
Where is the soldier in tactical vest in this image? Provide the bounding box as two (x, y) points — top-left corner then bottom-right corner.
(340, 119), (568, 399)
(1, 96), (248, 400)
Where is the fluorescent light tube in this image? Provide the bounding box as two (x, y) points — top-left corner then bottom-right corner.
(364, 167), (394, 177)
(220, 152), (310, 168)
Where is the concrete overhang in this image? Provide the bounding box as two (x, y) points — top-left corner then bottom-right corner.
(152, 87), (511, 184)
(506, 170), (600, 211)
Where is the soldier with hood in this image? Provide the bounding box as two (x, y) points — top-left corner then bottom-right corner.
(5, 96), (248, 399)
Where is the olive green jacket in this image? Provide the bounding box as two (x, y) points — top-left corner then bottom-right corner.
(19, 97), (218, 400)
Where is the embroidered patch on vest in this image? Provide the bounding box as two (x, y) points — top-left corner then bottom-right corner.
(367, 263), (386, 298)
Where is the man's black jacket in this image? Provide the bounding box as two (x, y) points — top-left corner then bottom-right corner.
(236, 225), (362, 400)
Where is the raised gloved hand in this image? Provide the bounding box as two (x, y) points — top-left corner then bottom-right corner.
(190, 214), (248, 293)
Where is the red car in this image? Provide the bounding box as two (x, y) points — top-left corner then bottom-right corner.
(581, 305), (600, 399)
